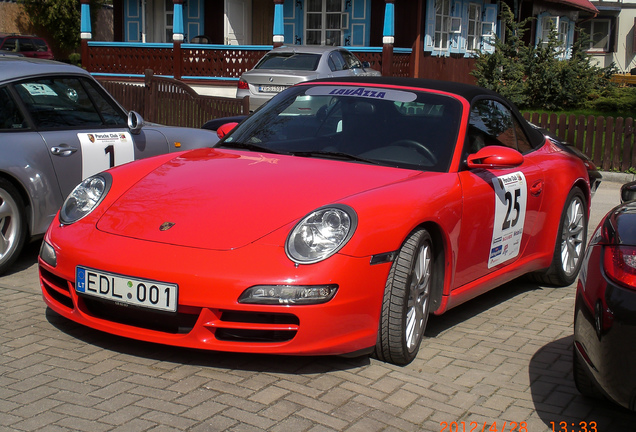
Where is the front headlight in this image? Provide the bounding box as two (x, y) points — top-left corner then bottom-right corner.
(285, 205), (357, 264)
(59, 174), (111, 225)
(238, 284), (338, 305)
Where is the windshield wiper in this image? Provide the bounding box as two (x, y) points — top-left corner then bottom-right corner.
(217, 141), (290, 155)
(290, 150), (379, 165)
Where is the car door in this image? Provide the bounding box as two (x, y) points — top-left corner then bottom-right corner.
(11, 75), (170, 198)
(0, 86), (65, 235)
(453, 99), (545, 288)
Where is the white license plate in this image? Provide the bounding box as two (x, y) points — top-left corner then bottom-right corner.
(258, 85), (286, 93)
(75, 267), (178, 312)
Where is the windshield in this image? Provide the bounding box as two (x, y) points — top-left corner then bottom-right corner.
(255, 53), (321, 71)
(217, 84), (462, 172)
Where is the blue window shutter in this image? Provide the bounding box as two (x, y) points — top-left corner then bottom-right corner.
(535, 12), (546, 47)
(566, 18), (575, 58)
(424, 0), (436, 52)
(461, 2), (469, 54)
(185, 0), (204, 41)
(449, 0), (462, 53)
(345, 0), (370, 46)
(124, 0), (142, 42)
(482, 4), (497, 54)
(283, 0), (302, 44)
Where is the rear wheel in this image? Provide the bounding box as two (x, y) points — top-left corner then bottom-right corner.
(373, 228), (433, 365)
(572, 346), (604, 400)
(529, 187), (587, 286)
(0, 179), (27, 275)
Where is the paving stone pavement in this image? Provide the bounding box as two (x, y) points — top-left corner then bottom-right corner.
(2, 181), (636, 432)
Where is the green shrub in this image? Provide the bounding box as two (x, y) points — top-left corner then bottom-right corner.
(585, 86), (636, 113)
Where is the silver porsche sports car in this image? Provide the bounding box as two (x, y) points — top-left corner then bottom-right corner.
(0, 57), (218, 274)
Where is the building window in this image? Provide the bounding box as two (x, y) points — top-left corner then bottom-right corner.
(306, 0), (344, 46)
(581, 19), (611, 52)
(434, 0), (451, 50)
(467, 3), (482, 51)
(165, 0), (174, 42)
(539, 16), (568, 48)
(536, 14), (572, 59)
(425, 0), (496, 55)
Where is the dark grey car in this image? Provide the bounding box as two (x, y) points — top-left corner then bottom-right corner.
(0, 57), (218, 274)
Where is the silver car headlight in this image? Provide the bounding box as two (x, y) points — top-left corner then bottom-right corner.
(59, 174), (111, 225)
(285, 205), (357, 264)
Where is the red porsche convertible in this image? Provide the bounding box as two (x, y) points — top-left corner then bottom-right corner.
(39, 77), (598, 365)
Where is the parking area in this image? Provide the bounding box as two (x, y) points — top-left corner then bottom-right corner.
(1, 180), (635, 432)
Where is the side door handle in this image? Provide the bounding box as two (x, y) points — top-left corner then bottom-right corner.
(50, 144), (78, 157)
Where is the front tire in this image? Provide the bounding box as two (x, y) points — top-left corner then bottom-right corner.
(529, 187), (587, 286)
(0, 179), (27, 275)
(373, 228), (433, 365)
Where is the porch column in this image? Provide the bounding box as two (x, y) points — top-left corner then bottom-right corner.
(273, 0), (285, 47)
(173, 0), (185, 79)
(382, 0), (395, 76)
(413, 0), (423, 77)
(80, 0), (92, 69)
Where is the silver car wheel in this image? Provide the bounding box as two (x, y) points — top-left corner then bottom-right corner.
(374, 228), (435, 365)
(0, 180), (26, 274)
(560, 195), (585, 277)
(405, 243), (431, 352)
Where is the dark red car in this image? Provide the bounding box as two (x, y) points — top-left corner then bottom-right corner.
(0, 34), (53, 59)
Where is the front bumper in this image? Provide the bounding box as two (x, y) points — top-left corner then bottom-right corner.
(40, 222), (391, 356)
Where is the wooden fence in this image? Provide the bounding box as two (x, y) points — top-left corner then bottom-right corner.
(85, 42), (413, 80)
(97, 70), (249, 128)
(523, 112), (636, 172)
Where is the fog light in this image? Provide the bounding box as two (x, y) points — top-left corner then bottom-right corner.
(39, 241), (57, 267)
(238, 285), (338, 305)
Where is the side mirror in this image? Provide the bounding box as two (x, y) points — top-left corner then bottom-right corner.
(467, 146), (524, 169)
(127, 111), (144, 135)
(361, 61), (371, 68)
(216, 122), (239, 139)
(620, 181), (636, 203)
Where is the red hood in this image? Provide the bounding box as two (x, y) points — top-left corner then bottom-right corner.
(97, 148), (421, 250)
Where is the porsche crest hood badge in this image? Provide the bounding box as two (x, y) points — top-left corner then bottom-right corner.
(160, 222), (176, 231)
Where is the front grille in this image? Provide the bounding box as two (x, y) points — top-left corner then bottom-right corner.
(40, 267), (74, 310)
(80, 297), (200, 334)
(214, 311), (299, 342)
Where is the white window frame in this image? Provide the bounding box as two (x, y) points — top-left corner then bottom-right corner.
(165, 0), (174, 43)
(539, 15), (568, 48)
(582, 19), (611, 52)
(305, 0), (345, 46)
(434, 0), (451, 50)
(467, 3), (481, 51)
(537, 14), (571, 59)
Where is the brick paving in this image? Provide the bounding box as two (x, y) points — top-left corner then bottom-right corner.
(1, 181), (635, 431)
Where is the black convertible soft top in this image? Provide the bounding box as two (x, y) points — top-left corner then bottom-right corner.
(308, 76), (546, 149)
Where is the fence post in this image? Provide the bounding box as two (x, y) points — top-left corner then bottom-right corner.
(144, 69), (154, 122)
(593, 117), (604, 169)
(604, 117), (615, 170)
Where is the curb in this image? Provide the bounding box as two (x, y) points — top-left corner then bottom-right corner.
(599, 171), (635, 185)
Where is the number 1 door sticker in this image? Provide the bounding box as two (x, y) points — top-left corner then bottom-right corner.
(489, 172), (527, 268)
(78, 132), (134, 180)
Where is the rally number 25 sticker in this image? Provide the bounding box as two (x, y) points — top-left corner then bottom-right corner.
(488, 172), (527, 268)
